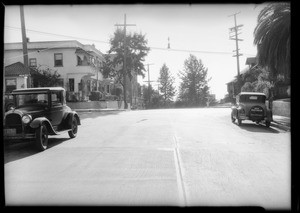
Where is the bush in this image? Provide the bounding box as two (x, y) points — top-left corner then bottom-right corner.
(89, 91), (102, 101)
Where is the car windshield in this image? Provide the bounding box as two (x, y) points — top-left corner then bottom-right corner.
(15, 93), (49, 108)
(239, 95), (266, 103)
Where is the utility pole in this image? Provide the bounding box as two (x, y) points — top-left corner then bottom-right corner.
(115, 14), (136, 109)
(229, 12), (243, 96)
(20, 5), (30, 88)
(143, 63), (154, 106)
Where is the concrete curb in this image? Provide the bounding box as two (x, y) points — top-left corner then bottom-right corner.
(73, 108), (127, 112)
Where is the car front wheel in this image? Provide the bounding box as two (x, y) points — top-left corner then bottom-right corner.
(35, 123), (49, 151)
(68, 117), (78, 138)
(231, 114), (236, 123)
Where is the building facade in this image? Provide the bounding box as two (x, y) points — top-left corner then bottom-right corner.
(4, 40), (113, 101)
(4, 62), (31, 93)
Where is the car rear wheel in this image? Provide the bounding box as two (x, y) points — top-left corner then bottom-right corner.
(35, 123), (48, 151)
(68, 117), (78, 138)
(238, 119), (242, 126)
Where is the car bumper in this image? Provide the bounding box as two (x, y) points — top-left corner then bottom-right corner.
(4, 130), (35, 140)
(238, 115), (270, 121)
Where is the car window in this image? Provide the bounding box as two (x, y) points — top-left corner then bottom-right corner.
(51, 91), (63, 107)
(15, 93), (48, 107)
(239, 95), (265, 103)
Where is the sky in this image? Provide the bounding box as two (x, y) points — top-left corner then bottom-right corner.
(4, 3), (267, 100)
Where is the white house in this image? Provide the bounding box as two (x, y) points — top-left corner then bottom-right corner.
(4, 40), (113, 101)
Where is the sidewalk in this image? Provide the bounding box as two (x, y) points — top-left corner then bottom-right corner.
(271, 115), (291, 131)
(74, 108), (127, 112)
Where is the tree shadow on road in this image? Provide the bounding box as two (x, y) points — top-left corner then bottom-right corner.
(234, 122), (280, 134)
(4, 137), (70, 164)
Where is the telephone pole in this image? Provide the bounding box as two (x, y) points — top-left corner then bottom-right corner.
(229, 12), (243, 95)
(115, 14), (136, 109)
(143, 63), (155, 106)
(20, 5), (30, 88)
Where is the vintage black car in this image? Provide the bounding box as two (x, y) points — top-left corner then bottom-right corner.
(3, 87), (81, 151)
(231, 92), (272, 127)
(5, 93), (14, 112)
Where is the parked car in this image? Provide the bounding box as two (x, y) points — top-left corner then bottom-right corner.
(3, 87), (81, 151)
(5, 93), (14, 112)
(231, 92), (272, 127)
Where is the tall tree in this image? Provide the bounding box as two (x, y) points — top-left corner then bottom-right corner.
(142, 84), (161, 109)
(253, 2), (290, 82)
(177, 54), (210, 107)
(158, 63), (176, 106)
(107, 28), (150, 108)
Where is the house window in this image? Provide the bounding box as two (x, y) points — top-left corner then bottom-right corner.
(51, 91), (63, 107)
(69, 78), (74, 92)
(54, 53), (63, 67)
(77, 56), (82, 65)
(5, 79), (17, 93)
(29, 58), (37, 67)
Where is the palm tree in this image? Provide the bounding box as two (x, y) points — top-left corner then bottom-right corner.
(253, 2), (290, 82)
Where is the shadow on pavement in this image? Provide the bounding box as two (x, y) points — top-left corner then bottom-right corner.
(234, 122), (280, 134)
(78, 110), (125, 120)
(4, 137), (70, 164)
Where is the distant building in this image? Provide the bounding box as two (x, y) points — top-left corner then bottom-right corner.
(4, 62), (32, 93)
(226, 57), (290, 100)
(226, 57), (257, 100)
(4, 40), (142, 107)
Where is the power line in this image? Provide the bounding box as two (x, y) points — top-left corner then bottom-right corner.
(4, 25), (256, 57)
(5, 26), (109, 44)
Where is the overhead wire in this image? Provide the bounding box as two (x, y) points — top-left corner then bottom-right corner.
(4, 25), (256, 60)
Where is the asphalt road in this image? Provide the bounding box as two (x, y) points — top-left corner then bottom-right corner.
(4, 108), (291, 209)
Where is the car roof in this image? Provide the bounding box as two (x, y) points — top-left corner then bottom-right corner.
(12, 87), (65, 94)
(239, 92), (266, 96)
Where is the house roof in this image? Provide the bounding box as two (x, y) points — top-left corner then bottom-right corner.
(226, 57), (258, 84)
(5, 62), (31, 77)
(5, 40), (104, 57)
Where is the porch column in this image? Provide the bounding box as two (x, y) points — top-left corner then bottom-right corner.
(24, 75), (28, 88)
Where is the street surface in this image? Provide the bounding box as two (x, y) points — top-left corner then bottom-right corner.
(4, 108), (291, 209)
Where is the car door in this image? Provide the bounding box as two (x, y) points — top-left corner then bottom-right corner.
(49, 90), (64, 130)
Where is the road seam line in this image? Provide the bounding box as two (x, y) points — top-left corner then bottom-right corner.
(173, 135), (187, 207)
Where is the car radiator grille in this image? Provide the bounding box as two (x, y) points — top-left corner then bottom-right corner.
(5, 113), (23, 133)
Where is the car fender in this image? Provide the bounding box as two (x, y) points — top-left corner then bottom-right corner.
(30, 117), (57, 135)
(64, 112), (81, 129)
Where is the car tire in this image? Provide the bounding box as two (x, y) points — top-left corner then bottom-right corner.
(231, 114), (236, 123)
(68, 117), (78, 138)
(265, 120), (271, 128)
(35, 123), (49, 151)
(238, 119), (242, 126)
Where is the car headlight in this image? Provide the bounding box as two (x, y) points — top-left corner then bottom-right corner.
(22, 114), (32, 124)
(238, 108), (245, 114)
